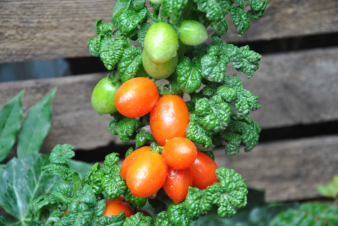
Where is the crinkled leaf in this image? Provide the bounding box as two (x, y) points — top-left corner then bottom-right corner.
(118, 47), (143, 83)
(167, 203), (194, 226)
(271, 203), (338, 226)
(125, 189), (147, 207)
(101, 173), (127, 199)
(92, 212), (126, 226)
(192, 44), (207, 61)
(49, 144), (75, 167)
(112, 0), (132, 25)
(230, 6), (250, 36)
(30, 195), (58, 217)
(109, 116), (142, 143)
(137, 23), (151, 47)
(213, 168), (248, 217)
(247, 9), (266, 20)
(221, 114), (261, 155)
(201, 45), (229, 82)
(186, 116), (213, 148)
(43, 163), (77, 182)
(123, 212), (152, 226)
(94, 200), (107, 217)
(132, 0), (146, 11)
(87, 36), (101, 57)
(177, 57), (202, 93)
(186, 4), (210, 28)
(51, 182), (74, 204)
(117, 8), (147, 36)
(185, 101), (195, 113)
(210, 18), (228, 36)
(104, 153), (120, 167)
(194, 0), (231, 21)
(0, 154), (59, 220)
(17, 88), (56, 158)
(0, 90), (24, 162)
(153, 212), (172, 226)
(231, 0), (245, 9)
(95, 19), (114, 35)
(75, 184), (96, 205)
(55, 202), (94, 226)
(99, 36), (125, 71)
(184, 187), (213, 218)
(247, 0), (267, 11)
(125, 147), (134, 158)
(136, 130), (155, 147)
(159, 72), (183, 96)
(161, 0), (194, 24)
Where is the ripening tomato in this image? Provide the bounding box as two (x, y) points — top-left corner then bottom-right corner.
(120, 146), (150, 180)
(91, 77), (120, 114)
(142, 50), (178, 79)
(150, 95), (189, 146)
(141, 210), (152, 217)
(107, 197), (126, 203)
(102, 201), (134, 217)
(190, 152), (219, 189)
(163, 167), (192, 204)
(126, 151), (168, 197)
(163, 137), (197, 169)
(115, 77), (159, 118)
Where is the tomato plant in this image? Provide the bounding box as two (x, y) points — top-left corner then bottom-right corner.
(26, 0), (269, 224)
(190, 152), (219, 189)
(162, 137), (197, 169)
(115, 77), (159, 118)
(150, 95), (190, 146)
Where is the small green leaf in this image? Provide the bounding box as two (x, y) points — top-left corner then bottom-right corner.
(109, 116), (142, 143)
(118, 47), (143, 83)
(99, 36), (125, 71)
(17, 88), (56, 158)
(75, 184), (97, 205)
(161, 0), (194, 24)
(51, 182), (74, 204)
(123, 212), (152, 226)
(186, 116), (213, 148)
(210, 18), (228, 36)
(230, 6), (250, 36)
(125, 147), (134, 158)
(194, 0), (231, 21)
(125, 189), (147, 207)
(0, 90), (24, 162)
(137, 23), (151, 47)
(101, 173), (127, 200)
(55, 202), (94, 226)
(136, 130), (155, 147)
(49, 144), (75, 167)
(177, 57), (202, 93)
(201, 46), (229, 83)
(117, 8), (147, 36)
(112, 0), (133, 25)
(95, 19), (115, 35)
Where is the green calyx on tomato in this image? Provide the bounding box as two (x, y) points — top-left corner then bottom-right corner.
(143, 22), (179, 64)
(178, 20), (208, 46)
(91, 74), (121, 115)
(142, 50), (178, 79)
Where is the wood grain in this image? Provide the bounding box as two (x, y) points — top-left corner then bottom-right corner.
(0, 0), (337, 63)
(213, 135), (338, 202)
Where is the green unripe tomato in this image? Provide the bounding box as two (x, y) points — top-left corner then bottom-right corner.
(149, 0), (163, 4)
(91, 77), (120, 114)
(136, 64), (149, 78)
(178, 20), (208, 46)
(144, 22), (179, 64)
(142, 51), (178, 79)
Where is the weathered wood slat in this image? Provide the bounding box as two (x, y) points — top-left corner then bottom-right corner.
(1, 47), (338, 156)
(0, 0), (337, 63)
(213, 135), (338, 202)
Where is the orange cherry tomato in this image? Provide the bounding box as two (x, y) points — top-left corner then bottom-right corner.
(120, 146), (150, 180)
(102, 201), (134, 218)
(190, 152), (219, 190)
(150, 95), (189, 146)
(141, 210), (152, 217)
(115, 77), (159, 118)
(126, 151), (168, 197)
(163, 167), (192, 204)
(163, 137), (197, 169)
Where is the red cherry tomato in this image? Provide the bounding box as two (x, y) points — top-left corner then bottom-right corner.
(115, 77), (159, 118)
(163, 167), (192, 204)
(102, 201), (134, 218)
(150, 95), (189, 146)
(141, 210), (152, 217)
(120, 146), (150, 180)
(126, 151), (168, 197)
(163, 137), (197, 169)
(190, 152), (219, 189)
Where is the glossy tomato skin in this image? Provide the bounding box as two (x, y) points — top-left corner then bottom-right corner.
(91, 77), (120, 114)
(126, 151), (168, 197)
(115, 77), (159, 118)
(163, 167), (192, 204)
(120, 146), (150, 180)
(178, 20), (208, 46)
(150, 95), (189, 146)
(190, 152), (219, 190)
(102, 201), (133, 217)
(107, 197), (126, 202)
(142, 50), (178, 79)
(163, 137), (197, 169)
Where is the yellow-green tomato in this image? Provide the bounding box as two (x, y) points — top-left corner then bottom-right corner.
(91, 77), (120, 114)
(149, 0), (163, 4)
(178, 20), (208, 46)
(142, 51), (178, 79)
(144, 22), (178, 64)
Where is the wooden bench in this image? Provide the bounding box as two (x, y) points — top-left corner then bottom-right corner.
(1, 0), (338, 203)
